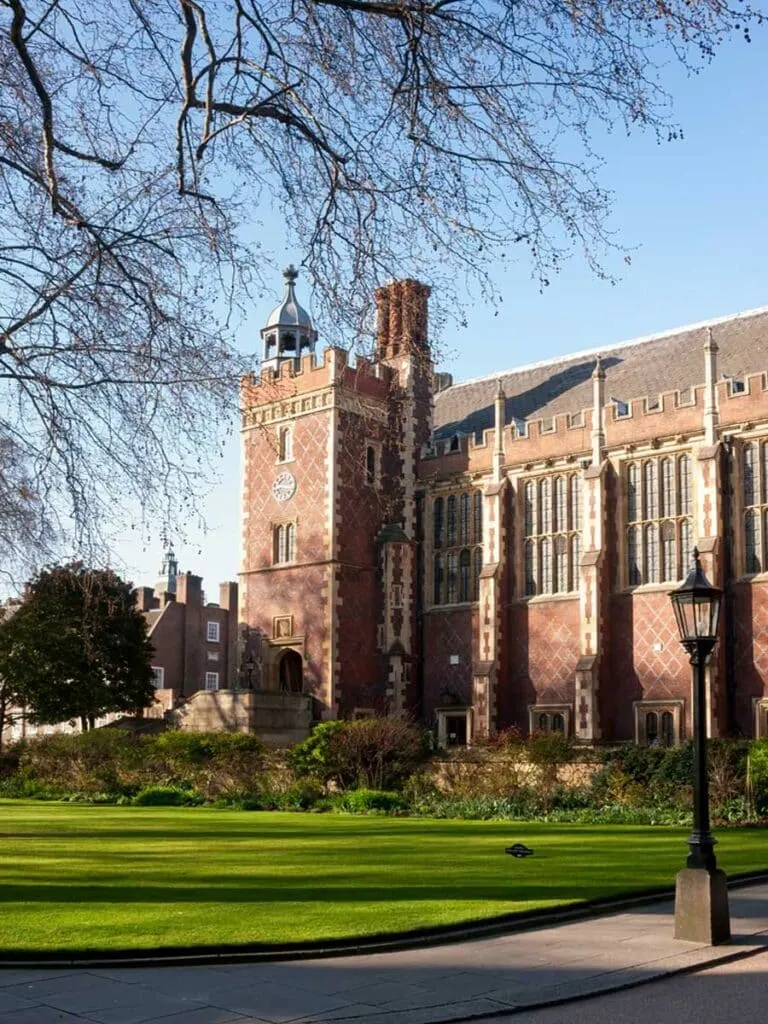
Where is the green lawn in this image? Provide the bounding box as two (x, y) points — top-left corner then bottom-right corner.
(1, 801), (766, 953)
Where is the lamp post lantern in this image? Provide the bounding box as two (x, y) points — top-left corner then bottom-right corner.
(245, 657), (256, 690)
(669, 547), (730, 944)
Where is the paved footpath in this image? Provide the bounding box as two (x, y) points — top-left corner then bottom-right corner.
(1, 881), (767, 1024)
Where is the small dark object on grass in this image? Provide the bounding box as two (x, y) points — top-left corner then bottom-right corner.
(505, 843), (534, 858)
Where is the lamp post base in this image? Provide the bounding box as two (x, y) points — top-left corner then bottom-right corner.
(674, 867), (731, 944)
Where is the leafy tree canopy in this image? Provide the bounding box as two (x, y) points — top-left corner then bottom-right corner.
(0, 563), (156, 730)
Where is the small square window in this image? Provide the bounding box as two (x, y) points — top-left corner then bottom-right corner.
(151, 666), (165, 688)
(207, 651), (219, 662)
(204, 672), (219, 692)
(206, 621), (220, 643)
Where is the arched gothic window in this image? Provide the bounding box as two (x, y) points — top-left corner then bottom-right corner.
(431, 490), (482, 605)
(521, 473), (581, 596)
(540, 478), (552, 534)
(278, 426), (293, 462)
(661, 458), (675, 518)
(551, 713), (565, 734)
(273, 523), (296, 564)
(625, 453), (692, 585)
(554, 477), (566, 532)
(660, 711), (674, 747)
(744, 443), (758, 507)
(679, 455), (692, 515)
(644, 462), (658, 519)
(627, 463), (640, 522)
(646, 711), (659, 746)
(524, 481), (535, 536)
(570, 474), (582, 531)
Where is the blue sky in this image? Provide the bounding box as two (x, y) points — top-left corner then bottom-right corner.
(110, 29), (768, 598)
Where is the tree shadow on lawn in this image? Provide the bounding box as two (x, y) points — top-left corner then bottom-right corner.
(0, 874), (672, 905)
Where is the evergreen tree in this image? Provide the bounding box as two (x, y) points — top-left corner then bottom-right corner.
(1, 564), (155, 732)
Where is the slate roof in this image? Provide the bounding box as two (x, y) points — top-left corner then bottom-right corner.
(433, 306), (768, 440)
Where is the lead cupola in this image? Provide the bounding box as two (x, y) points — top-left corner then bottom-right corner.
(261, 265), (317, 370)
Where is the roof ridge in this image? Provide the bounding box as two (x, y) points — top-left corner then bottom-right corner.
(440, 303), (768, 394)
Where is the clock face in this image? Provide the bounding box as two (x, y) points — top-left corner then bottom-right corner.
(272, 470), (297, 503)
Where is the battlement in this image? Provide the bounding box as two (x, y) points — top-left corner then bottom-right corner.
(419, 370), (768, 479)
(241, 346), (394, 413)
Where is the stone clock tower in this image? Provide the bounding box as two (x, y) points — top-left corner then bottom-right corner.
(239, 269), (431, 727)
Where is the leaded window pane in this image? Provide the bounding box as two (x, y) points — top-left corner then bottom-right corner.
(570, 474), (582, 531)
(473, 547), (482, 600)
(679, 455), (692, 516)
(645, 524), (659, 584)
(446, 495), (457, 546)
(744, 443), (758, 507)
(746, 510), (761, 573)
(680, 519), (693, 577)
(628, 526), (641, 586)
(646, 711), (659, 746)
(434, 554), (444, 604)
(524, 481), (535, 536)
(459, 493), (470, 545)
(570, 534), (581, 591)
(540, 538), (552, 593)
(627, 463), (639, 522)
(524, 541), (536, 596)
(554, 477), (566, 533)
(661, 711), (674, 747)
(473, 491), (483, 544)
(433, 497), (444, 549)
(644, 462), (658, 519)
(663, 523), (675, 575)
(554, 536), (568, 593)
(661, 458), (675, 518)
(446, 551), (458, 603)
(540, 478), (552, 534)
(459, 549), (471, 602)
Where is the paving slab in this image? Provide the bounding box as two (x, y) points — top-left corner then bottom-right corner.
(0, 880), (766, 1024)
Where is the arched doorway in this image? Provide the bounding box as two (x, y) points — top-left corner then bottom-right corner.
(278, 649), (303, 693)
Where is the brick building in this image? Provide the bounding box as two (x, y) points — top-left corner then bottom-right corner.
(134, 549), (239, 716)
(240, 269), (768, 747)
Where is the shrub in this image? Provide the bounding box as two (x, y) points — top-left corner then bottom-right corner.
(331, 789), (408, 814)
(133, 785), (203, 806)
(148, 731), (266, 799)
(748, 739), (768, 814)
(290, 715), (430, 791)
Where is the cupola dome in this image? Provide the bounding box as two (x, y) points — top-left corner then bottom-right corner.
(261, 265), (317, 369)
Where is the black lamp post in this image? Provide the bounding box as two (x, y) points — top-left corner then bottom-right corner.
(669, 547), (730, 944)
(245, 657), (256, 690)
